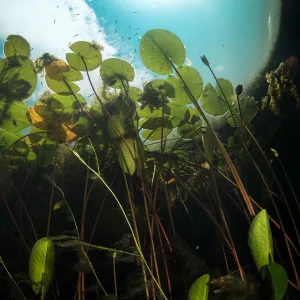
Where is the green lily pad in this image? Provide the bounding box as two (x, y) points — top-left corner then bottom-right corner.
(200, 83), (228, 116)
(188, 274), (210, 300)
(140, 29), (185, 75)
(4, 35), (31, 59)
(121, 86), (143, 102)
(100, 58), (134, 88)
(0, 57), (37, 101)
(248, 209), (274, 275)
(139, 116), (173, 130)
(28, 237), (55, 296)
(142, 128), (172, 141)
(62, 66), (83, 81)
(168, 66), (203, 104)
(215, 78), (235, 105)
(227, 96), (257, 127)
(0, 98), (31, 132)
(178, 120), (202, 138)
(66, 41), (102, 71)
(45, 75), (80, 94)
(0, 131), (29, 158)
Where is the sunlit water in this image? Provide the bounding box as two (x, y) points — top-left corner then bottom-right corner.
(0, 0), (281, 100)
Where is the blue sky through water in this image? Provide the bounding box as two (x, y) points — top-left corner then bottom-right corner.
(0, 0), (280, 101)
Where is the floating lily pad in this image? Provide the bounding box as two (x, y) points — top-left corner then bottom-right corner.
(227, 96), (257, 127)
(100, 58), (134, 88)
(139, 116), (173, 130)
(0, 98), (30, 132)
(215, 78), (235, 105)
(168, 66), (203, 105)
(121, 86), (143, 102)
(45, 75), (80, 94)
(200, 83), (228, 116)
(142, 128), (172, 141)
(4, 35), (30, 59)
(45, 59), (70, 80)
(0, 57), (37, 101)
(140, 29), (185, 75)
(67, 41), (102, 71)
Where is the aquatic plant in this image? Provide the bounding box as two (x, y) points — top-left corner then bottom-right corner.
(0, 28), (299, 300)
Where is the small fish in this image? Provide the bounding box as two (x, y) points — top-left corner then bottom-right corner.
(133, 12), (137, 13)
(106, 32), (109, 35)
(30, 47), (33, 52)
(121, 36), (124, 40)
(136, 28), (139, 30)
(115, 20), (118, 24)
(54, 19), (56, 24)
(73, 34), (78, 37)
(88, 93), (94, 97)
(222, 43), (224, 47)
(129, 26), (131, 30)
(117, 53), (121, 57)
(130, 56), (136, 63)
(98, 29), (102, 33)
(134, 49), (136, 53)
(74, 13), (80, 15)
(114, 30), (117, 34)
(134, 32), (139, 36)
(68, 42), (71, 46)
(128, 37), (131, 40)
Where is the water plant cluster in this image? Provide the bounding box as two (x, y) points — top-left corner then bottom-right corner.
(0, 29), (299, 299)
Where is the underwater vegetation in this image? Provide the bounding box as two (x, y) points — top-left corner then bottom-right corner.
(0, 25), (300, 300)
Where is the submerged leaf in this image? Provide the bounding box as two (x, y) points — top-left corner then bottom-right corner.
(118, 137), (144, 175)
(265, 263), (288, 300)
(28, 237), (55, 296)
(140, 29), (185, 75)
(248, 209), (274, 275)
(188, 274), (210, 300)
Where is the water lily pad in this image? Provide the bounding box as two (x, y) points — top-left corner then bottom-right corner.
(168, 66), (203, 104)
(139, 116), (173, 130)
(67, 41), (102, 71)
(100, 58), (134, 88)
(227, 96), (257, 127)
(45, 59), (69, 80)
(4, 35), (30, 59)
(142, 128), (172, 141)
(200, 83), (228, 116)
(121, 86), (143, 102)
(0, 98), (30, 132)
(0, 57), (37, 101)
(45, 75), (80, 94)
(140, 29), (185, 75)
(215, 78), (235, 105)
